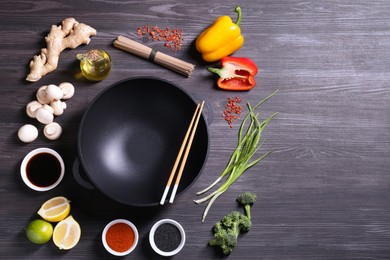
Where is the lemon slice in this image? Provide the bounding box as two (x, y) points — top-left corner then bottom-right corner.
(37, 196), (70, 222)
(53, 215), (81, 250)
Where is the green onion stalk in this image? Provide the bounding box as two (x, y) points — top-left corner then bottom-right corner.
(194, 90), (278, 222)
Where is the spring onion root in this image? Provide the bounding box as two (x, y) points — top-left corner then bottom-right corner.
(194, 90), (278, 222)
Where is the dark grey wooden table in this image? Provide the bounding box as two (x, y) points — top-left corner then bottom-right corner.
(1, 0), (390, 259)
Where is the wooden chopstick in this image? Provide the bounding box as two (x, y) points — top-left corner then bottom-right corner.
(160, 101), (205, 205)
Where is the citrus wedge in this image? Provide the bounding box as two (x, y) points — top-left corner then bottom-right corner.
(53, 215), (81, 250)
(37, 196), (70, 222)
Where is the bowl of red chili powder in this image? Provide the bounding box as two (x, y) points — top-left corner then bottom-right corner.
(102, 219), (139, 256)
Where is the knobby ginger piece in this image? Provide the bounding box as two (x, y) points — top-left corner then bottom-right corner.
(26, 18), (97, 82)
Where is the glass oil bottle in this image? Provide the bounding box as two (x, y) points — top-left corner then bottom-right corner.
(77, 49), (111, 81)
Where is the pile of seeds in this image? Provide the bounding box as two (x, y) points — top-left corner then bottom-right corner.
(223, 96), (242, 128)
(137, 25), (183, 51)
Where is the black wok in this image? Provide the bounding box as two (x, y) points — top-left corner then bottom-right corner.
(76, 77), (209, 207)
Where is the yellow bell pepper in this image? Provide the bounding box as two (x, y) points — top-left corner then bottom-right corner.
(195, 6), (244, 62)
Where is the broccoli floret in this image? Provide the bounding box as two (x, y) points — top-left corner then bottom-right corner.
(236, 192), (257, 220)
(221, 211), (252, 232)
(208, 193), (257, 255)
(209, 211), (252, 255)
(209, 228), (237, 254)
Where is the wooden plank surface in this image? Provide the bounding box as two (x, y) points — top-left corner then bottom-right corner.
(1, 0), (390, 259)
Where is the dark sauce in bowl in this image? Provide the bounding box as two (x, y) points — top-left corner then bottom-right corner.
(26, 152), (61, 188)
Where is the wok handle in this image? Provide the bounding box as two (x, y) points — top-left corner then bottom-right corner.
(192, 94), (214, 125)
(72, 158), (95, 190)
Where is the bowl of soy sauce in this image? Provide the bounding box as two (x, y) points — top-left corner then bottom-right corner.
(20, 148), (64, 191)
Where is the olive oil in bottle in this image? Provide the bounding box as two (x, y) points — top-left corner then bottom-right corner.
(77, 49), (111, 81)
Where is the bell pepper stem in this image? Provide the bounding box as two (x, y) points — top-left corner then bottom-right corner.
(207, 67), (224, 77)
(235, 6), (242, 26)
(207, 66), (247, 80)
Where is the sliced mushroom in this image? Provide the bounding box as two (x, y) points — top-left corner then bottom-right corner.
(26, 100), (43, 118)
(43, 122), (62, 140)
(35, 107), (54, 124)
(18, 124), (38, 143)
(36, 85), (50, 104)
(50, 100), (66, 116)
(46, 84), (63, 101)
(59, 82), (75, 100)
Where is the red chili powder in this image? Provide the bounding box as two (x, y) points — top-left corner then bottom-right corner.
(106, 223), (135, 252)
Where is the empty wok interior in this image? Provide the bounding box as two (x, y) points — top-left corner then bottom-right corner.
(78, 78), (209, 206)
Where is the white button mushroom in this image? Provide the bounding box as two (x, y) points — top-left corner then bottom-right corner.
(36, 85), (50, 104)
(59, 82), (75, 100)
(26, 100), (43, 118)
(18, 124), (38, 143)
(46, 84), (63, 101)
(50, 100), (66, 116)
(43, 122), (62, 140)
(35, 107), (54, 124)
(42, 104), (54, 114)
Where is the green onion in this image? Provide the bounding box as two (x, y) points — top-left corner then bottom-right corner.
(194, 90), (278, 222)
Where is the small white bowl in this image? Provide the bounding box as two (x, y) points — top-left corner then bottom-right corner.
(20, 147), (65, 191)
(102, 219), (139, 256)
(149, 219), (186, 257)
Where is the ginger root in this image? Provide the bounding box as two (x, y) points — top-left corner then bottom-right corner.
(26, 18), (97, 82)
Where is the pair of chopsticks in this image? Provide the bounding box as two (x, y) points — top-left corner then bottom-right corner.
(160, 101), (205, 205)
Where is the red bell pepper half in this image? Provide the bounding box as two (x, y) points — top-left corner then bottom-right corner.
(207, 56), (258, 91)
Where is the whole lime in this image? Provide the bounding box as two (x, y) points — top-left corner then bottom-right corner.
(25, 219), (53, 244)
